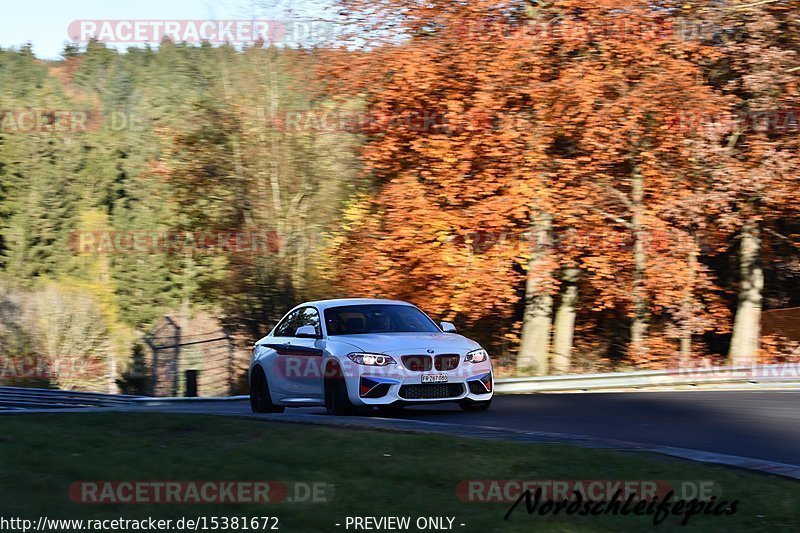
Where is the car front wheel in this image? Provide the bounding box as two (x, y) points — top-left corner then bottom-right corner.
(324, 364), (357, 415)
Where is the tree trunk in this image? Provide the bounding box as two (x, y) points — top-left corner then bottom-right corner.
(679, 243), (698, 367)
(729, 221), (763, 365)
(551, 267), (579, 374)
(108, 351), (118, 394)
(517, 212), (553, 375)
(630, 162), (649, 358)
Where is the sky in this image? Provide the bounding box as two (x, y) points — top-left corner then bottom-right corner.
(0, 0), (332, 59)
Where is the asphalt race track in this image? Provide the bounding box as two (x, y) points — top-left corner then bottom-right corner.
(136, 391), (800, 468)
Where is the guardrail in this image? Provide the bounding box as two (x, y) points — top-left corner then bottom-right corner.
(0, 386), (141, 410)
(2, 363), (798, 410)
(494, 364), (800, 393)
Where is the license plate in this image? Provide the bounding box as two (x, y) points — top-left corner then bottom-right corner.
(421, 374), (448, 383)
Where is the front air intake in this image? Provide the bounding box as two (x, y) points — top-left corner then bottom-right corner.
(399, 384), (464, 399)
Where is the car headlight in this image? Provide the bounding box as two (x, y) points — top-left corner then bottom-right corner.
(347, 353), (397, 366)
(465, 349), (488, 364)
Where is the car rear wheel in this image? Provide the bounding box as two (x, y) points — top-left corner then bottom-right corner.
(459, 399), (492, 412)
(324, 364), (357, 415)
(250, 366), (285, 413)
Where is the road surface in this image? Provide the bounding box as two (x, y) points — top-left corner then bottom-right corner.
(136, 391), (800, 468)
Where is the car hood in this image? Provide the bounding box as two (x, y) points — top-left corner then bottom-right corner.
(327, 332), (481, 355)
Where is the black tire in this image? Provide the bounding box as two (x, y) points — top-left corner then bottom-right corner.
(459, 399), (492, 412)
(250, 366), (285, 413)
(324, 364), (357, 415)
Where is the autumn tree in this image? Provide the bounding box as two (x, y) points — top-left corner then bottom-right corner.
(329, 0), (735, 371)
(690, 0), (800, 364)
(325, 1), (563, 363)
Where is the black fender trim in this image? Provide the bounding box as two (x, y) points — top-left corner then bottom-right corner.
(260, 343), (323, 357)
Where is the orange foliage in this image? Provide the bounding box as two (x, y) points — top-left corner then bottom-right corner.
(323, 0), (796, 363)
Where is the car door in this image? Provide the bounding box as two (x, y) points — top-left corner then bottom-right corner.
(263, 307), (324, 400)
(261, 309), (300, 396)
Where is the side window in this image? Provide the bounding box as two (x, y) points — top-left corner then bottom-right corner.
(295, 307), (321, 337)
(273, 310), (300, 337)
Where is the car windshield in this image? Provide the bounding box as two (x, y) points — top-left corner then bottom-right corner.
(324, 304), (440, 335)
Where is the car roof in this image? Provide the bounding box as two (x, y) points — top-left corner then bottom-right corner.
(297, 298), (415, 311)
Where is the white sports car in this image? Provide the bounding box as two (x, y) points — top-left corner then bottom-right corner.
(249, 298), (493, 415)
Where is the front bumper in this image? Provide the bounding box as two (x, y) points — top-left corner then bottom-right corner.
(342, 359), (494, 406)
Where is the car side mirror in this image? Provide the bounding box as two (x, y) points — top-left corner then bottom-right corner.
(295, 325), (319, 338)
(440, 321), (457, 333)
